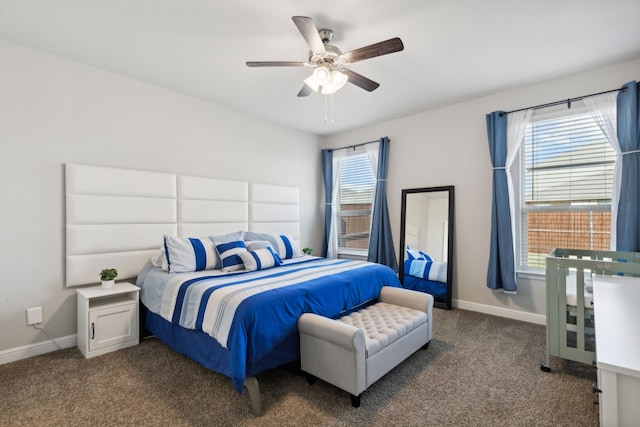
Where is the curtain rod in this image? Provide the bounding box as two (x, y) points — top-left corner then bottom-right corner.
(326, 139), (380, 152)
(502, 86), (626, 116)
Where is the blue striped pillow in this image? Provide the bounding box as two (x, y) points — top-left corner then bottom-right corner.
(163, 235), (217, 273)
(239, 247), (282, 272)
(215, 240), (247, 272)
(208, 230), (245, 269)
(243, 232), (301, 259)
(406, 245), (432, 262)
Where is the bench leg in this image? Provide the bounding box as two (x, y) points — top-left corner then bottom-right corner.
(305, 373), (317, 385)
(421, 340), (430, 350)
(350, 394), (361, 408)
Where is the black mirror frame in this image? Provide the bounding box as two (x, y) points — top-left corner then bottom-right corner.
(399, 186), (454, 310)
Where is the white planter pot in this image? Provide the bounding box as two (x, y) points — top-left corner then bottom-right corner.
(101, 280), (115, 290)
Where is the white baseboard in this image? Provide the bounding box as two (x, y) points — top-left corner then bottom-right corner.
(0, 334), (77, 365)
(454, 299), (546, 325)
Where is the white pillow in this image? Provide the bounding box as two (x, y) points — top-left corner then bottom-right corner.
(243, 232), (301, 259)
(215, 240), (247, 272)
(163, 235), (217, 273)
(150, 247), (165, 267)
(208, 230), (245, 268)
(239, 247), (282, 272)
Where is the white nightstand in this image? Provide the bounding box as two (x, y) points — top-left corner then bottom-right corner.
(77, 282), (140, 358)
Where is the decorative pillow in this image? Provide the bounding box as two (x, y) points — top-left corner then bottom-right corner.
(406, 246), (432, 262)
(163, 235), (217, 273)
(406, 246), (421, 260)
(243, 232), (301, 259)
(215, 240), (247, 272)
(245, 240), (273, 251)
(208, 230), (245, 268)
(150, 247), (165, 267)
(239, 247), (282, 272)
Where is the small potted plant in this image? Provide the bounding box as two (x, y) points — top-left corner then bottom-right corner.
(302, 247), (313, 256)
(99, 268), (118, 289)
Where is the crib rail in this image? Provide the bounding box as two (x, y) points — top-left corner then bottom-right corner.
(543, 248), (640, 371)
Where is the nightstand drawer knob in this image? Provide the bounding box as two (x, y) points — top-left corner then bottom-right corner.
(91, 322), (95, 340)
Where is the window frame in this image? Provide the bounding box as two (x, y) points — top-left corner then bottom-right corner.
(514, 105), (614, 274)
(335, 146), (377, 257)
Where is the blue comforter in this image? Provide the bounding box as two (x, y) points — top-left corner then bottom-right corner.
(137, 257), (400, 393)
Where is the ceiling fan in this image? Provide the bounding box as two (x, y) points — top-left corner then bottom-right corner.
(246, 16), (404, 97)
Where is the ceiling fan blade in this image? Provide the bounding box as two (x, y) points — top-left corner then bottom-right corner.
(246, 61), (309, 67)
(292, 16), (326, 55)
(341, 37), (404, 64)
(341, 69), (380, 92)
(297, 84), (313, 97)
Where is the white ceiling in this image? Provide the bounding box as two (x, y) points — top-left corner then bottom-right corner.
(1, 0), (639, 136)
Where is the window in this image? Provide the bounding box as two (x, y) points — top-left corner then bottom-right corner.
(518, 108), (616, 270)
(337, 149), (377, 256)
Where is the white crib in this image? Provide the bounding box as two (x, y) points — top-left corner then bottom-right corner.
(542, 248), (640, 371)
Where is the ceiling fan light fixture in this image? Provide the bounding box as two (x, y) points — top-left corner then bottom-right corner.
(321, 70), (348, 95)
(304, 68), (348, 95)
(313, 66), (331, 85)
(303, 74), (320, 93)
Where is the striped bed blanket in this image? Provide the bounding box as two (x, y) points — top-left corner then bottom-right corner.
(137, 257), (400, 392)
(404, 258), (448, 283)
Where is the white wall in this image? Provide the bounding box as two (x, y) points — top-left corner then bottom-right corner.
(0, 40), (322, 357)
(323, 57), (640, 322)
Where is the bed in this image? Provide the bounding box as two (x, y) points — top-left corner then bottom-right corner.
(542, 248), (640, 371)
(65, 163), (400, 415)
(137, 254), (398, 401)
(401, 246), (448, 299)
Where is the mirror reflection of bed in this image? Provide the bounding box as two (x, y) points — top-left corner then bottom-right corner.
(399, 186), (454, 309)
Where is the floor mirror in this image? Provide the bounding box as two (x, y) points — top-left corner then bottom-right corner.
(399, 186), (454, 309)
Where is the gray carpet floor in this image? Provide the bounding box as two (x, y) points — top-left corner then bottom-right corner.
(0, 308), (599, 426)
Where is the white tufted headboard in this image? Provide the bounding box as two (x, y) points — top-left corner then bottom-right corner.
(65, 163), (300, 287)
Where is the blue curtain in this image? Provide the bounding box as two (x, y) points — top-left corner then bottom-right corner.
(367, 137), (399, 272)
(615, 81), (640, 251)
(321, 149), (333, 257)
(486, 111), (516, 293)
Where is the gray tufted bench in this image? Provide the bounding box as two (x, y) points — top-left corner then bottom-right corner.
(298, 286), (433, 407)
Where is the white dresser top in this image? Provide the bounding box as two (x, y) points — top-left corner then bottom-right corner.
(592, 275), (640, 378)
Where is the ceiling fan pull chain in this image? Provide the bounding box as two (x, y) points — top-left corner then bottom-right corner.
(331, 93), (335, 126)
(324, 93), (328, 124)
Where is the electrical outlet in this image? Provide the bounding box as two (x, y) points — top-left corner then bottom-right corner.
(26, 307), (43, 325)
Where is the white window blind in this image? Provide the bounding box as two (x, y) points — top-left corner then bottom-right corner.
(519, 110), (615, 269)
(337, 151), (376, 255)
